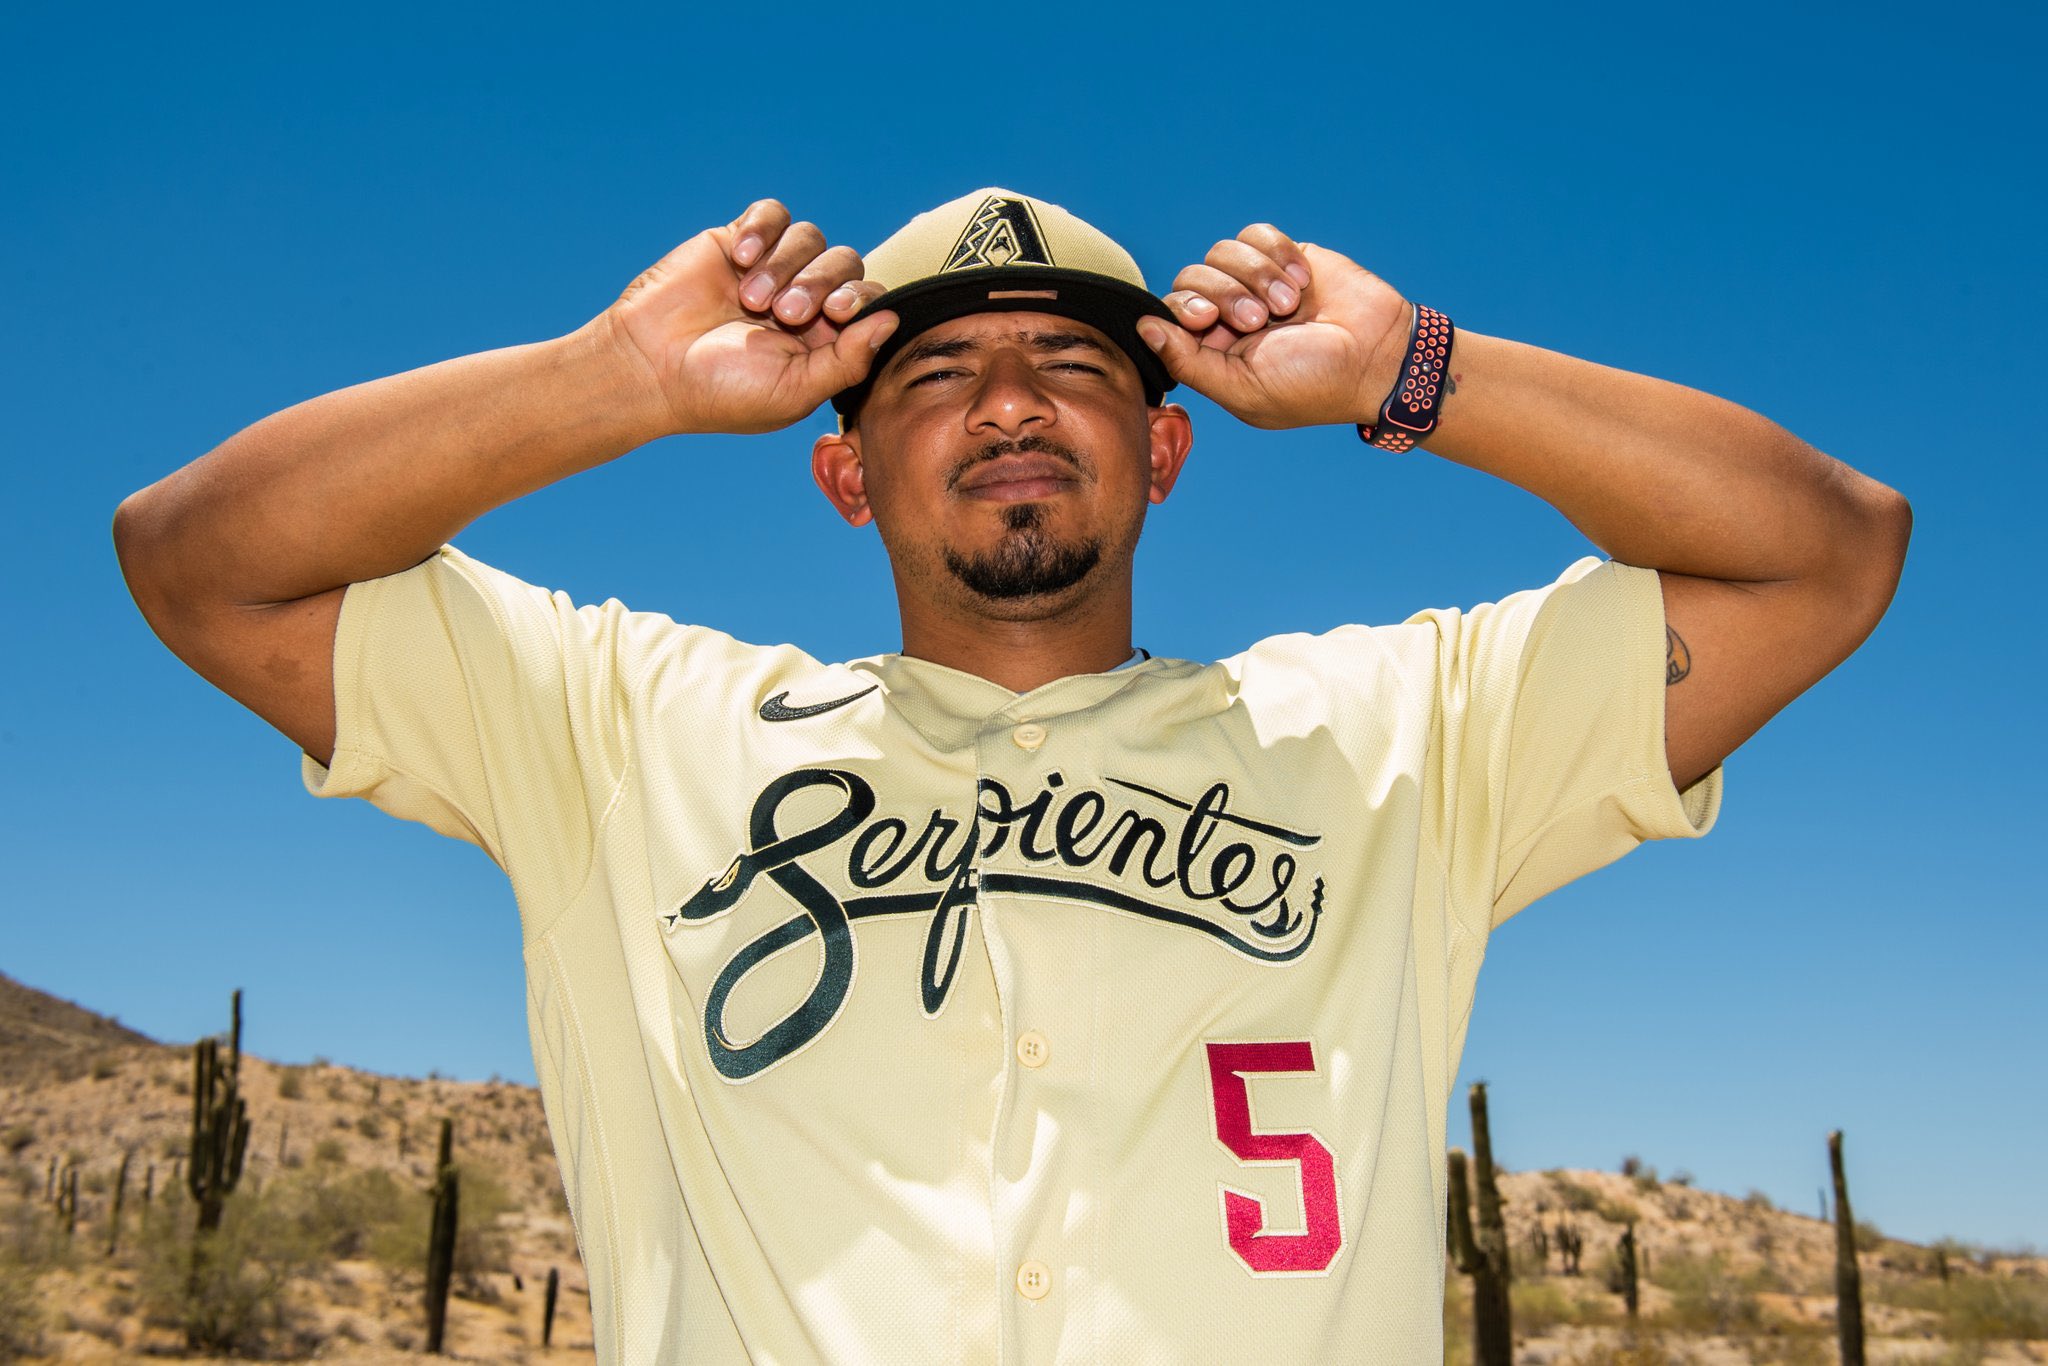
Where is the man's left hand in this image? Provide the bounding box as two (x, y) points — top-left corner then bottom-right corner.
(1138, 226), (1412, 431)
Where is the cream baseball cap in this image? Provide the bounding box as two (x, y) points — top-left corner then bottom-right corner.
(830, 187), (1176, 420)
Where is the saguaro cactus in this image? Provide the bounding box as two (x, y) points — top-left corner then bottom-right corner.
(1617, 1223), (1640, 1318)
(543, 1266), (560, 1347)
(58, 1166), (79, 1237)
(188, 989), (250, 1233)
(425, 1118), (461, 1353)
(1556, 1221), (1583, 1276)
(1829, 1130), (1866, 1366)
(1446, 1083), (1513, 1366)
(107, 1150), (132, 1256)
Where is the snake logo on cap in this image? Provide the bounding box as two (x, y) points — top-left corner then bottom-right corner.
(943, 195), (1054, 272)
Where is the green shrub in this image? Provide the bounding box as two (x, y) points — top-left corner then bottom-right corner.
(277, 1068), (304, 1100)
(135, 1186), (322, 1355)
(0, 1129), (30, 1158)
(1649, 1250), (1766, 1334)
(1594, 1195), (1641, 1225)
(1555, 1178), (1602, 1212)
(313, 1139), (347, 1165)
(1512, 1277), (1583, 1332)
(1884, 1272), (2048, 1341)
(0, 1250), (45, 1362)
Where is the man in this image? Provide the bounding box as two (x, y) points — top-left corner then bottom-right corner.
(115, 188), (1908, 1362)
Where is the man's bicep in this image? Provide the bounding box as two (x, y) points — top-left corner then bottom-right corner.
(1659, 571), (1856, 792)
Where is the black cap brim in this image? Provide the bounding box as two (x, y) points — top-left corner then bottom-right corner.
(830, 266), (1176, 419)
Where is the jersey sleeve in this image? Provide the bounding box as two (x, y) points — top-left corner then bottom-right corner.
(1417, 556), (1723, 931)
(300, 545), (643, 931)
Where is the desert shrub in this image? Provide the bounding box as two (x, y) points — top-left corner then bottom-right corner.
(291, 1166), (420, 1262)
(1854, 1217), (1883, 1247)
(355, 1112), (383, 1140)
(1511, 1277), (1582, 1332)
(1669, 1170), (1694, 1188)
(1883, 1271), (2048, 1341)
(0, 1198), (74, 1275)
(90, 1055), (118, 1081)
(1443, 1273), (1471, 1366)
(1555, 1178), (1602, 1212)
(0, 1261), (45, 1362)
(1594, 1195), (1641, 1225)
(313, 1138), (347, 1165)
(1561, 1329), (1678, 1366)
(277, 1068), (304, 1100)
(135, 1185), (323, 1355)
(1743, 1188), (1776, 1212)
(1649, 1250), (1765, 1334)
(0, 1130), (30, 1158)
(452, 1160), (519, 1297)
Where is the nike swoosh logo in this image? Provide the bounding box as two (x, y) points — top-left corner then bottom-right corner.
(758, 685), (878, 722)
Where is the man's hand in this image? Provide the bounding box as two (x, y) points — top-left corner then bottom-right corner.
(603, 199), (898, 437)
(1136, 225), (1413, 430)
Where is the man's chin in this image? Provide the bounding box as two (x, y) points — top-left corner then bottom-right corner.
(943, 525), (1102, 602)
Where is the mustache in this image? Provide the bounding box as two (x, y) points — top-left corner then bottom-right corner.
(945, 435), (1090, 492)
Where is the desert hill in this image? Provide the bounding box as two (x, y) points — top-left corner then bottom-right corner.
(0, 972), (155, 1086)
(1, 976), (2041, 1364)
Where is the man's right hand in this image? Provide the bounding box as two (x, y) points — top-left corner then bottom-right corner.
(603, 199), (898, 437)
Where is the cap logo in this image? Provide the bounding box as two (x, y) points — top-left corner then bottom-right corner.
(944, 195), (1053, 272)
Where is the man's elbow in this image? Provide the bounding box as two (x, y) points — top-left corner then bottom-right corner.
(114, 484), (201, 637)
(1831, 476), (1912, 649)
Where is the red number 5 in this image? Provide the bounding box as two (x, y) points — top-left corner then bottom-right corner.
(1204, 1040), (1344, 1275)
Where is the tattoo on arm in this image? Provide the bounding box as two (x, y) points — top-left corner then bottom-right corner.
(1666, 626), (1692, 686)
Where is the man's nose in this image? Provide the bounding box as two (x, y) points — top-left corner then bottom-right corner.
(964, 351), (1054, 436)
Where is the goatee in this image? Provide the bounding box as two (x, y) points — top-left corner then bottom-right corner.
(944, 502), (1102, 599)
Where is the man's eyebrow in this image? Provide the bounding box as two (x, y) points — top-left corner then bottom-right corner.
(888, 329), (1114, 374)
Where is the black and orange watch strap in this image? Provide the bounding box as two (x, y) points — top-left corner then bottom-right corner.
(1357, 304), (1454, 452)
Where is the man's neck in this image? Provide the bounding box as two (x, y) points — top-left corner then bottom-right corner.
(896, 591), (1135, 695)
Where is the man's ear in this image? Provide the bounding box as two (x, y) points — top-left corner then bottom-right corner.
(1145, 403), (1194, 506)
(811, 428), (872, 527)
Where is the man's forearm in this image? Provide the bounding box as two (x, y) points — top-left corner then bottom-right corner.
(1422, 330), (1902, 589)
(115, 314), (668, 608)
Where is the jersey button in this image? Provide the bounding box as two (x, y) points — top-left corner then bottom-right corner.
(1015, 1260), (1052, 1300)
(1016, 1031), (1050, 1068)
(1011, 722), (1047, 751)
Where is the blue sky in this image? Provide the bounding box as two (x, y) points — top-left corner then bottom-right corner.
(3, 1), (2041, 1249)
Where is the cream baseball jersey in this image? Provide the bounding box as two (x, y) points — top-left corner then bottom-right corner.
(304, 546), (1719, 1363)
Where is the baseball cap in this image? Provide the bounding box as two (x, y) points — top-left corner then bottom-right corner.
(830, 187), (1176, 422)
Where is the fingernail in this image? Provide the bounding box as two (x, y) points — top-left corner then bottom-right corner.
(1136, 320), (1167, 349)
(1235, 298), (1267, 329)
(1182, 296), (1214, 317)
(1285, 262), (1311, 289)
(735, 235), (762, 266)
(741, 274), (772, 309)
(1268, 281), (1298, 311)
(825, 286), (858, 311)
(775, 287), (810, 321)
